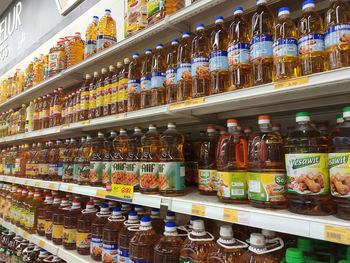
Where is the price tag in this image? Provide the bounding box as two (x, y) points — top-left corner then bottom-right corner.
(35, 182), (40, 187)
(38, 130), (43, 136)
(105, 184), (134, 202)
(12, 178), (15, 183)
(24, 180), (28, 185)
(274, 76), (308, 89)
(49, 183), (55, 190)
(324, 225), (350, 245)
(39, 240), (45, 248)
(14, 227), (18, 234)
(96, 189), (107, 198)
(22, 134), (27, 138)
(81, 120), (90, 125)
(23, 232), (28, 238)
(169, 97), (205, 110)
(62, 124), (70, 129)
(191, 204), (206, 217)
(223, 208), (238, 223)
(67, 185), (73, 192)
(115, 113), (127, 119)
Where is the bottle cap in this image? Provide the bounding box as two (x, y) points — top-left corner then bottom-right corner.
(171, 39), (179, 45)
(182, 32), (190, 37)
(165, 221), (177, 232)
(227, 119), (237, 127)
(296, 112), (310, 122)
(129, 211), (138, 220)
(220, 225), (233, 238)
(257, 0), (267, 4)
(196, 24), (205, 30)
(120, 128), (127, 134)
(337, 113), (344, 123)
(192, 219), (205, 231)
(93, 15), (99, 19)
(151, 208), (160, 214)
(215, 16), (224, 23)
(168, 122), (176, 128)
(220, 128), (227, 134)
(343, 106), (350, 118)
(278, 7), (290, 16)
(86, 202), (95, 210)
(297, 237), (313, 252)
(249, 233), (266, 247)
(302, 0), (315, 10)
(149, 124), (156, 130)
(141, 216), (151, 226)
(124, 58), (130, 63)
(166, 211), (175, 219)
(258, 115), (271, 124)
(98, 131), (104, 136)
(145, 49), (152, 54)
(244, 126), (252, 132)
(261, 229), (276, 239)
(105, 9), (111, 13)
(272, 123), (281, 131)
(285, 248), (305, 263)
(112, 207), (122, 215)
(134, 126), (142, 132)
(207, 126), (216, 132)
(132, 53), (139, 58)
(156, 43), (163, 48)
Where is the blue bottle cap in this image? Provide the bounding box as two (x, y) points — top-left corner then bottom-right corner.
(145, 49), (152, 53)
(278, 7), (290, 14)
(166, 221), (176, 227)
(234, 7), (243, 13)
(141, 216), (151, 222)
(105, 9), (111, 12)
(166, 211), (175, 216)
(129, 211), (137, 216)
(113, 207), (121, 212)
(152, 208), (160, 212)
(135, 205), (142, 208)
(302, 0), (314, 7)
(156, 43), (163, 48)
(215, 16), (224, 23)
(40, 248), (46, 252)
(190, 216), (199, 221)
(133, 52), (139, 57)
(171, 39), (179, 44)
(182, 32), (190, 37)
(93, 16), (99, 19)
(101, 204), (108, 209)
(196, 24), (205, 30)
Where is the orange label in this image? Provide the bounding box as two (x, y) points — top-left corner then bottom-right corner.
(54, 104), (62, 114)
(23, 231), (28, 238)
(170, 97), (205, 110)
(67, 185), (73, 192)
(96, 189), (106, 198)
(274, 76), (308, 89)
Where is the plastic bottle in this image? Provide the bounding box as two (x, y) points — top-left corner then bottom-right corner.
(18, 104), (27, 133)
(102, 208), (125, 263)
(140, 125), (161, 194)
(45, 196), (61, 240)
(177, 32), (192, 101)
(78, 135), (92, 185)
(61, 96), (68, 125)
(62, 138), (78, 183)
(103, 65), (115, 116)
(298, 0), (327, 75)
(130, 217), (159, 263)
(251, 0), (275, 85)
(192, 24), (210, 98)
(48, 40), (65, 77)
(159, 122), (185, 196)
(85, 16), (99, 59)
(76, 202), (97, 255)
(88, 72), (99, 120)
(94, 68), (107, 118)
(79, 74), (91, 121)
(96, 10), (116, 53)
(198, 126), (218, 195)
(248, 115), (286, 209)
(63, 200), (82, 250)
(66, 32), (84, 68)
(15, 188), (27, 227)
(38, 141), (49, 180)
(318, 123), (329, 137)
(273, 7), (300, 81)
(128, 53), (142, 112)
(216, 119), (248, 203)
(180, 219), (215, 263)
(329, 106), (350, 220)
(284, 112), (332, 215)
(33, 97), (40, 131)
(37, 195), (53, 236)
(210, 17), (229, 94)
(91, 204), (111, 261)
(66, 93), (73, 123)
(150, 208), (165, 235)
(18, 189), (28, 228)
(90, 132), (107, 186)
(151, 44), (166, 107)
(111, 62), (123, 115)
(164, 40), (179, 104)
(26, 191), (43, 234)
(111, 128), (128, 185)
(33, 55), (44, 86)
(74, 89), (81, 123)
(118, 58), (130, 113)
(140, 49), (153, 109)
(52, 198), (70, 245)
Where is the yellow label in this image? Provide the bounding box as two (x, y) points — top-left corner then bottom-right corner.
(39, 240), (45, 248)
(223, 208), (238, 223)
(37, 218), (46, 231)
(169, 97), (205, 110)
(62, 124), (70, 129)
(96, 189), (107, 198)
(23, 231), (28, 238)
(274, 76), (308, 89)
(55, 126), (61, 132)
(52, 224), (64, 239)
(106, 184), (134, 201)
(191, 204), (206, 217)
(324, 225), (350, 245)
(63, 227), (77, 243)
(14, 227), (18, 233)
(76, 232), (91, 249)
(67, 185), (73, 192)
(35, 182), (40, 187)
(81, 120), (90, 125)
(49, 183), (55, 190)
(44, 221), (52, 233)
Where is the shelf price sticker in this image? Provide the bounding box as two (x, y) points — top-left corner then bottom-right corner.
(274, 76), (308, 90)
(324, 225), (350, 245)
(23, 231), (28, 238)
(12, 178), (15, 183)
(169, 97), (205, 110)
(39, 240), (45, 248)
(62, 124), (70, 129)
(24, 180), (28, 185)
(96, 189), (107, 198)
(115, 113), (127, 119)
(49, 183), (56, 190)
(67, 185), (73, 192)
(14, 227), (18, 234)
(35, 182), (40, 187)
(191, 204), (206, 217)
(81, 120), (90, 125)
(105, 184), (134, 202)
(223, 208), (238, 223)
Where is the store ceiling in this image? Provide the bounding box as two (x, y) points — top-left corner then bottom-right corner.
(0, 0), (12, 17)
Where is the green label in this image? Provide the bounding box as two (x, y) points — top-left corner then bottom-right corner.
(198, 169), (219, 191)
(248, 172), (286, 202)
(63, 163), (73, 180)
(90, 161), (103, 183)
(103, 161), (112, 184)
(78, 164), (90, 183)
(159, 162), (185, 191)
(329, 152), (350, 198)
(73, 163), (79, 181)
(180, 259), (195, 263)
(125, 162), (140, 187)
(285, 153), (329, 195)
(217, 171), (248, 198)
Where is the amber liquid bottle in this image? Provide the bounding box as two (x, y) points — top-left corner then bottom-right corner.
(110, 62), (123, 115)
(77, 202), (97, 255)
(151, 44), (166, 107)
(80, 74), (91, 121)
(33, 98), (40, 131)
(111, 128), (128, 185)
(177, 32), (192, 101)
(118, 58), (130, 113)
(103, 65), (115, 116)
(37, 195), (53, 236)
(63, 200), (82, 250)
(45, 196), (61, 240)
(96, 68), (108, 118)
(52, 198), (70, 245)
(42, 94), (51, 129)
(39, 95), (46, 129)
(141, 49), (153, 109)
(27, 191), (44, 234)
(88, 72), (100, 120)
(150, 208), (165, 235)
(126, 127), (143, 191)
(128, 53), (142, 112)
(90, 132), (107, 187)
(165, 40), (179, 104)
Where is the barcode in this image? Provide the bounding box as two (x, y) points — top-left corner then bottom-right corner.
(192, 209), (200, 214)
(327, 232), (341, 240)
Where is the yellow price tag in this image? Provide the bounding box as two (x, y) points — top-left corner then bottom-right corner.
(23, 231), (28, 238)
(49, 183), (55, 190)
(324, 225), (350, 245)
(81, 120), (90, 125)
(39, 240), (45, 248)
(14, 227), (18, 234)
(62, 125), (70, 129)
(223, 208), (238, 223)
(96, 189), (107, 198)
(169, 97), (205, 110)
(67, 185), (73, 192)
(24, 180), (28, 185)
(35, 182), (40, 187)
(115, 113), (127, 119)
(22, 134), (27, 138)
(106, 184), (134, 201)
(191, 204), (206, 217)
(274, 76), (308, 89)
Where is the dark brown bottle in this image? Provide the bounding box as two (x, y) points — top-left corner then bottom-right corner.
(37, 195), (53, 236)
(110, 62), (123, 115)
(79, 74), (92, 121)
(103, 65), (115, 117)
(52, 198), (70, 245)
(63, 200), (82, 250)
(77, 202), (97, 255)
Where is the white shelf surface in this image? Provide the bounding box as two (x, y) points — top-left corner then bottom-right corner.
(2, 175), (350, 245)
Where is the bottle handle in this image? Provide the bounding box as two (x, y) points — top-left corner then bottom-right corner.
(235, 138), (248, 167)
(257, 140), (266, 162)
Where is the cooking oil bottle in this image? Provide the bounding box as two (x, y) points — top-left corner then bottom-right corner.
(251, 0), (275, 85)
(217, 119), (248, 203)
(89, 71), (100, 120)
(192, 24), (210, 98)
(159, 122), (185, 196)
(96, 68), (109, 118)
(66, 32), (84, 68)
(248, 115), (286, 209)
(111, 128), (128, 185)
(150, 208), (164, 235)
(165, 40), (179, 104)
(111, 62), (123, 115)
(90, 132), (107, 187)
(324, 0), (350, 70)
(102, 135), (113, 187)
(63, 200), (82, 250)
(85, 16), (99, 59)
(210, 17), (229, 94)
(298, 0), (327, 75)
(37, 195), (53, 236)
(284, 112), (332, 215)
(128, 53), (142, 112)
(52, 198), (70, 245)
(140, 124), (161, 194)
(103, 65), (115, 116)
(33, 55), (44, 86)
(154, 221), (183, 263)
(80, 74), (92, 121)
(141, 49), (153, 109)
(77, 202), (97, 255)
(177, 32), (192, 101)
(119, 58), (130, 113)
(151, 44), (166, 107)
(62, 138), (78, 183)
(126, 127), (143, 190)
(273, 7), (300, 81)
(48, 40), (65, 77)
(96, 9), (117, 53)
(27, 191), (43, 234)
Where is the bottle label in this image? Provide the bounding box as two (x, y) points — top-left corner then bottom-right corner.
(45, 221), (53, 234)
(141, 76), (151, 91)
(111, 81), (118, 103)
(151, 72), (165, 88)
(73, 163), (80, 181)
(118, 249), (129, 263)
(89, 89), (96, 109)
(63, 163), (74, 180)
(38, 163), (49, 175)
(96, 35), (117, 51)
(285, 153), (329, 195)
(96, 86), (103, 107)
(325, 24), (350, 48)
(250, 35), (273, 60)
(111, 162), (126, 184)
(63, 228), (77, 244)
(42, 109), (49, 118)
(78, 164), (91, 183)
(329, 152), (350, 198)
(102, 243), (118, 263)
(217, 171), (248, 198)
(165, 68), (177, 86)
(273, 38), (298, 57)
(198, 169), (219, 191)
(128, 79), (141, 94)
(248, 172), (286, 202)
(49, 164), (58, 177)
(91, 236), (103, 257)
(33, 112), (39, 121)
(37, 218), (46, 232)
(80, 91), (89, 110)
(177, 63), (191, 82)
(58, 163), (63, 178)
(159, 162), (185, 191)
(298, 33), (325, 54)
(140, 162), (159, 190)
(209, 51), (228, 71)
(119, 78), (128, 101)
(130, 260), (150, 263)
(147, 0), (165, 16)
(20, 207), (26, 225)
(104, 83), (112, 105)
(125, 162), (140, 187)
(49, 51), (64, 72)
(85, 40), (97, 56)
(14, 158), (21, 172)
(103, 161), (112, 184)
(54, 104), (62, 114)
(32, 164), (39, 176)
(52, 224), (64, 239)
(180, 259), (194, 263)
(77, 232), (91, 249)
(191, 57), (209, 77)
(90, 161), (104, 183)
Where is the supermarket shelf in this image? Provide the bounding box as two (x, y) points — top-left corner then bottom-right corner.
(2, 175), (350, 245)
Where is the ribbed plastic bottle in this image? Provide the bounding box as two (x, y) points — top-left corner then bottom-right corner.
(84, 16), (99, 59)
(66, 32), (84, 68)
(96, 9), (117, 53)
(165, 40), (179, 104)
(128, 53), (142, 112)
(118, 58), (130, 113)
(111, 128), (128, 185)
(141, 49), (153, 109)
(177, 32), (192, 101)
(151, 44), (166, 107)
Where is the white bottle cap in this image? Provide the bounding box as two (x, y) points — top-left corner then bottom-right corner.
(168, 122), (176, 128)
(192, 219), (205, 231)
(261, 229), (276, 239)
(227, 119), (237, 127)
(120, 128), (127, 134)
(134, 126), (142, 132)
(234, 7), (243, 15)
(207, 126), (216, 133)
(258, 115), (271, 125)
(250, 233), (266, 247)
(296, 112), (310, 122)
(220, 225), (233, 238)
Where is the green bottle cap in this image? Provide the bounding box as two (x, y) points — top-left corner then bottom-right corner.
(286, 248), (305, 263)
(296, 112), (310, 122)
(296, 112), (310, 117)
(339, 261), (350, 263)
(297, 237), (314, 252)
(337, 113), (343, 118)
(346, 246), (350, 259)
(343, 107), (350, 113)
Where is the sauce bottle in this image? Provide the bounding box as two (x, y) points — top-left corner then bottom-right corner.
(77, 202), (97, 255)
(210, 17), (229, 94)
(298, 0), (326, 75)
(33, 249), (49, 263)
(125, 127), (142, 191)
(37, 195), (53, 236)
(111, 128), (128, 185)
(110, 62), (123, 115)
(248, 115), (286, 209)
(45, 196), (61, 240)
(63, 200), (82, 250)
(73, 137), (84, 184)
(159, 122), (185, 196)
(165, 40), (179, 104)
(91, 204), (111, 261)
(127, 53), (142, 112)
(192, 24), (210, 98)
(140, 125), (161, 194)
(141, 49), (153, 109)
(251, 0), (275, 85)
(150, 208), (165, 235)
(177, 32), (192, 102)
(90, 132), (107, 187)
(118, 58), (130, 114)
(23, 189), (34, 231)
(151, 44), (166, 107)
(52, 198), (70, 245)
(74, 89), (81, 123)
